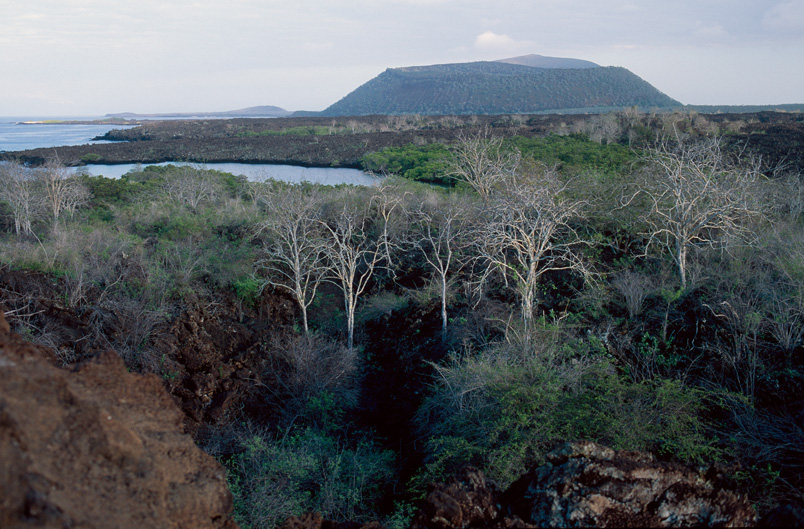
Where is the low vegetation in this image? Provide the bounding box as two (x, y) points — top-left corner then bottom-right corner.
(1, 110), (803, 526)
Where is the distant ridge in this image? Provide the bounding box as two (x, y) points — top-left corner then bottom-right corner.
(496, 54), (599, 69)
(319, 58), (681, 116)
(686, 104), (804, 114)
(106, 105), (290, 119)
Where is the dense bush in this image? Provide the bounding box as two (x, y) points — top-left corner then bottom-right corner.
(415, 340), (723, 489)
(507, 133), (635, 175)
(226, 424), (395, 528)
(361, 143), (451, 184)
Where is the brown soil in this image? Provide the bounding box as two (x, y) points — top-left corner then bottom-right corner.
(0, 266), (298, 435)
(0, 310), (239, 528)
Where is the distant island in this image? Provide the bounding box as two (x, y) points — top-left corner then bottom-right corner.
(106, 105), (291, 119)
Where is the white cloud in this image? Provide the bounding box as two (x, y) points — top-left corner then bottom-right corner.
(475, 31), (516, 50)
(473, 30), (538, 56)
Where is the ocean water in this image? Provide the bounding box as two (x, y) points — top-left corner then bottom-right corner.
(0, 116), (135, 152)
(0, 117), (376, 186)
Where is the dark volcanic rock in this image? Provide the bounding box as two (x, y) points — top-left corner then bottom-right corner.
(0, 311), (239, 529)
(504, 441), (756, 528)
(759, 503), (804, 527)
(410, 468), (503, 529)
(278, 512), (384, 529)
(408, 442), (756, 529)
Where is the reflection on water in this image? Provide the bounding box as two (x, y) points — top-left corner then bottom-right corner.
(79, 162), (378, 186)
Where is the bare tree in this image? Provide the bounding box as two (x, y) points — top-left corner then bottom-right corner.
(162, 164), (223, 209)
(0, 162), (41, 236)
(263, 333), (357, 425)
(707, 296), (763, 400)
(476, 165), (590, 332)
(624, 137), (762, 289)
(445, 128), (520, 201)
(39, 154), (89, 221)
(319, 189), (385, 351)
(767, 292), (804, 367)
(612, 270), (653, 319)
(255, 185), (328, 334)
(370, 178), (412, 273)
(413, 192), (473, 342)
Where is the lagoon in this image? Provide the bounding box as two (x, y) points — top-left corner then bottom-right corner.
(79, 162), (378, 186)
(1, 118), (377, 186)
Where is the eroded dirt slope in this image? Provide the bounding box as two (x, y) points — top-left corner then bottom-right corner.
(0, 310), (239, 529)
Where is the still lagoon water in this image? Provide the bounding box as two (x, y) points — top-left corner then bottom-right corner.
(79, 162), (378, 186)
(0, 117), (376, 186)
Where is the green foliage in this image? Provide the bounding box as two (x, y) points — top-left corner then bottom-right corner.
(415, 347), (723, 490)
(233, 276), (262, 308)
(132, 206), (214, 240)
(84, 206), (115, 224)
(226, 424), (395, 528)
(80, 174), (145, 205)
(507, 133), (634, 176)
(361, 134), (634, 186)
(80, 153), (102, 163)
(361, 143), (451, 184)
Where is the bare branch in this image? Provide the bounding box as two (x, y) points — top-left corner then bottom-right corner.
(254, 185), (328, 334)
(444, 127), (521, 201)
(627, 137), (763, 289)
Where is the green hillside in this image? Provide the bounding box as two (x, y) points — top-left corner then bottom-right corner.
(319, 61), (681, 116)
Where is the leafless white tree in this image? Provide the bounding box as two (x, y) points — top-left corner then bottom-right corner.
(162, 164), (223, 209)
(413, 192), (473, 342)
(319, 189), (385, 351)
(39, 155), (89, 221)
(0, 162), (41, 235)
(612, 270), (653, 319)
(444, 128), (520, 202)
(624, 137), (763, 289)
(476, 165), (590, 331)
(370, 178), (412, 273)
(255, 185), (328, 334)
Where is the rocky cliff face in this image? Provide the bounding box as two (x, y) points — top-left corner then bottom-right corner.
(502, 441), (756, 527)
(0, 311), (238, 529)
(283, 441), (757, 529)
(409, 441), (756, 528)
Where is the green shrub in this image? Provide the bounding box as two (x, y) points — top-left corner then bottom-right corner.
(80, 174), (144, 205)
(233, 276), (262, 308)
(226, 426), (395, 528)
(361, 144), (451, 185)
(414, 346), (723, 489)
(80, 153), (102, 163)
(507, 133), (634, 176)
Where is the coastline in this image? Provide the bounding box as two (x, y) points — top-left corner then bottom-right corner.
(19, 119), (141, 126)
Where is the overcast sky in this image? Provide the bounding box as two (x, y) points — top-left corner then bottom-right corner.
(1, 0), (802, 116)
